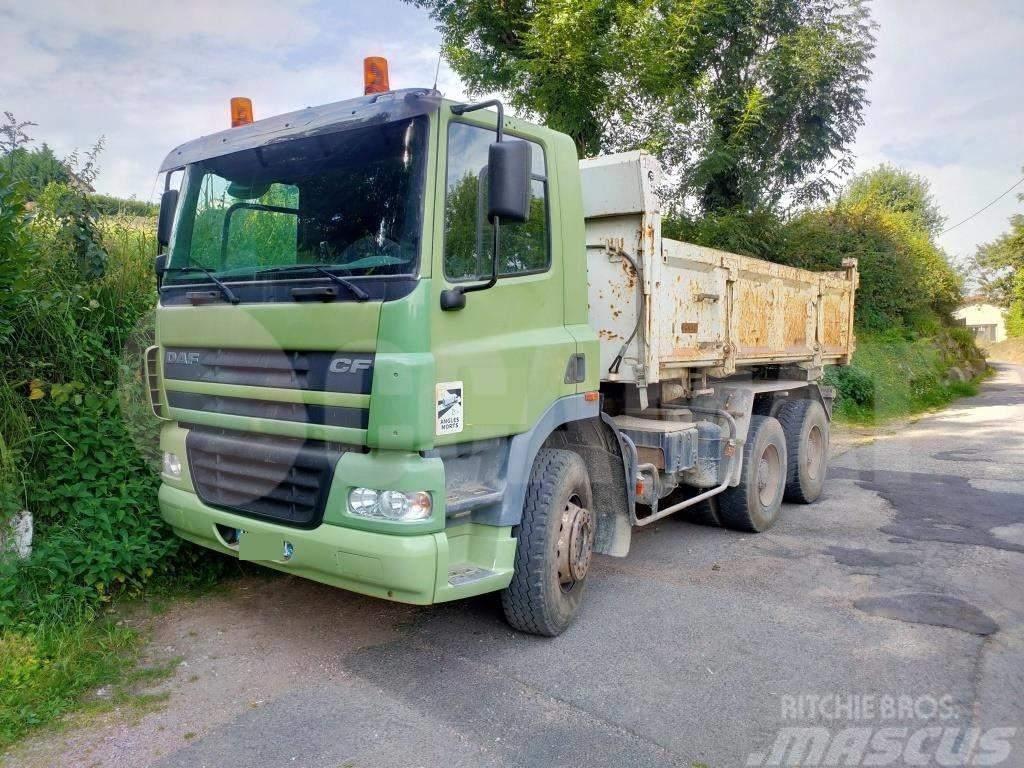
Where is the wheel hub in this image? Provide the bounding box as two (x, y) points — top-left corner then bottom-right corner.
(556, 500), (594, 586)
(756, 444), (782, 508)
(806, 425), (823, 480)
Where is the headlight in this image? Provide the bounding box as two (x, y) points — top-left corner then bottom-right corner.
(163, 452), (182, 478)
(347, 488), (432, 521)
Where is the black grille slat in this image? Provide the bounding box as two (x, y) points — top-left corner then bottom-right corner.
(195, 475), (318, 509)
(186, 427), (347, 528)
(202, 350), (312, 372)
(164, 347), (373, 394)
(190, 455), (322, 489)
(190, 467), (319, 506)
(167, 391), (369, 430)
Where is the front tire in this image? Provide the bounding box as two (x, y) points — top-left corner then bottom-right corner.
(501, 449), (595, 636)
(717, 416), (787, 532)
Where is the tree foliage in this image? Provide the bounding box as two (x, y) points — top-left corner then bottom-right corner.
(413, 0), (875, 212)
(3, 144), (70, 200)
(673, 165), (963, 332)
(842, 164), (946, 236)
(971, 176), (1024, 335)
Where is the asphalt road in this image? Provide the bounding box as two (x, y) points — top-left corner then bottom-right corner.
(7, 364), (1023, 768)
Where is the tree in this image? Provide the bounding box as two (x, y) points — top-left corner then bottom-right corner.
(842, 164), (946, 236)
(412, 0), (875, 212)
(777, 166), (961, 331)
(971, 177), (1024, 335)
(4, 144), (70, 199)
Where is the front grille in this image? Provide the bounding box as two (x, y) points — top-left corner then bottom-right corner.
(167, 391), (368, 429)
(185, 427), (351, 527)
(145, 345), (169, 419)
(163, 348), (374, 394)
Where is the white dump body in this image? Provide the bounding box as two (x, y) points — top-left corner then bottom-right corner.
(581, 152), (858, 385)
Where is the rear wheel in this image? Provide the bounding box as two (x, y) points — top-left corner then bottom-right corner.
(717, 416), (787, 532)
(501, 449), (595, 636)
(776, 399), (829, 503)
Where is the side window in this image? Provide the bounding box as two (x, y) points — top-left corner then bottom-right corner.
(444, 121), (548, 281)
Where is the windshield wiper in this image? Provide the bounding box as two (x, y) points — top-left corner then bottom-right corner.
(256, 264), (370, 302)
(164, 265), (240, 305)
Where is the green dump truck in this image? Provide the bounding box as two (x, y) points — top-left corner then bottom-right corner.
(149, 76), (857, 636)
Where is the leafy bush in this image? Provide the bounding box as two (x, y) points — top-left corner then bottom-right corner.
(90, 193), (158, 218)
(662, 207), (784, 259)
(0, 393), (165, 624)
(666, 165), (965, 335)
(827, 330), (981, 422)
(824, 364), (875, 409)
(0, 142), (227, 629)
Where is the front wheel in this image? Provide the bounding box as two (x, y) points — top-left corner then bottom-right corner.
(501, 449), (595, 636)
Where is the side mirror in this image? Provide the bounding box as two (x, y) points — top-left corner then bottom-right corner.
(487, 141), (531, 224)
(157, 189), (179, 248)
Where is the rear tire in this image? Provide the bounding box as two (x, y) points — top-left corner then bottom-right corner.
(777, 399), (829, 503)
(717, 416), (787, 532)
(501, 449), (595, 636)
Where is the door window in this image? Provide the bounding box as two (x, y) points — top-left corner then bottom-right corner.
(443, 122), (549, 281)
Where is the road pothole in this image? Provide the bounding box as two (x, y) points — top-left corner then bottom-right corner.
(853, 594), (998, 636)
(825, 546), (919, 568)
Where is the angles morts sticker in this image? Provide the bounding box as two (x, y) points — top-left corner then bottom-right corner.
(435, 381), (464, 435)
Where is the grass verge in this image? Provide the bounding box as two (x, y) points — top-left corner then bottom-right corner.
(0, 614), (142, 750)
(826, 329), (985, 424)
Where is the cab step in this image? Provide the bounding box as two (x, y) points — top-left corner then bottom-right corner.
(445, 484), (503, 516)
(447, 564), (498, 587)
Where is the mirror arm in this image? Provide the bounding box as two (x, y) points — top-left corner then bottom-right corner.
(450, 99), (504, 141)
(442, 99), (508, 311)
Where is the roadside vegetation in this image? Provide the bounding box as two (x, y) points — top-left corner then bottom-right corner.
(969, 168), (1024, 338)
(0, 116), (229, 749)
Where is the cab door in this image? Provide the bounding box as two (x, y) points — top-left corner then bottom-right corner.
(429, 114), (577, 445)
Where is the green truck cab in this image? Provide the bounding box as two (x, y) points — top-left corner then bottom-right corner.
(150, 80), (856, 635)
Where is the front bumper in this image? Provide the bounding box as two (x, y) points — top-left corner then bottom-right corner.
(160, 484), (515, 605)
(159, 422), (515, 604)
(160, 484), (441, 603)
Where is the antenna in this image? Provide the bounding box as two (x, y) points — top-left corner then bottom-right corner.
(432, 49), (442, 92)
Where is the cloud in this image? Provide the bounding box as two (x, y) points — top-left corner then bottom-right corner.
(1, 0), (478, 202)
(4, 0), (1020, 262)
(852, 0), (1024, 259)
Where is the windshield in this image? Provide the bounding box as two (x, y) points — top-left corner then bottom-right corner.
(166, 116), (428, 283)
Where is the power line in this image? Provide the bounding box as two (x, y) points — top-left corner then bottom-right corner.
(938, 174), (1024, 236)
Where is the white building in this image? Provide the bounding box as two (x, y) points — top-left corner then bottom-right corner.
(954, 297), (1008, 343)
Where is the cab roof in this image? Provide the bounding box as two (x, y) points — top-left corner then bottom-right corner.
(159, 88), (442, 172)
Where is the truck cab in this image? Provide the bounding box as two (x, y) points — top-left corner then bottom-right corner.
(150, 72), (855, 636)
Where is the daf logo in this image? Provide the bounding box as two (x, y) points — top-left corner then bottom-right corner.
(166, 351), (201, 365)
(329, 357), (372, 374)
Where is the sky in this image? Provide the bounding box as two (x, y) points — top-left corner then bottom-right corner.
(1, 0), (1022, 263)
